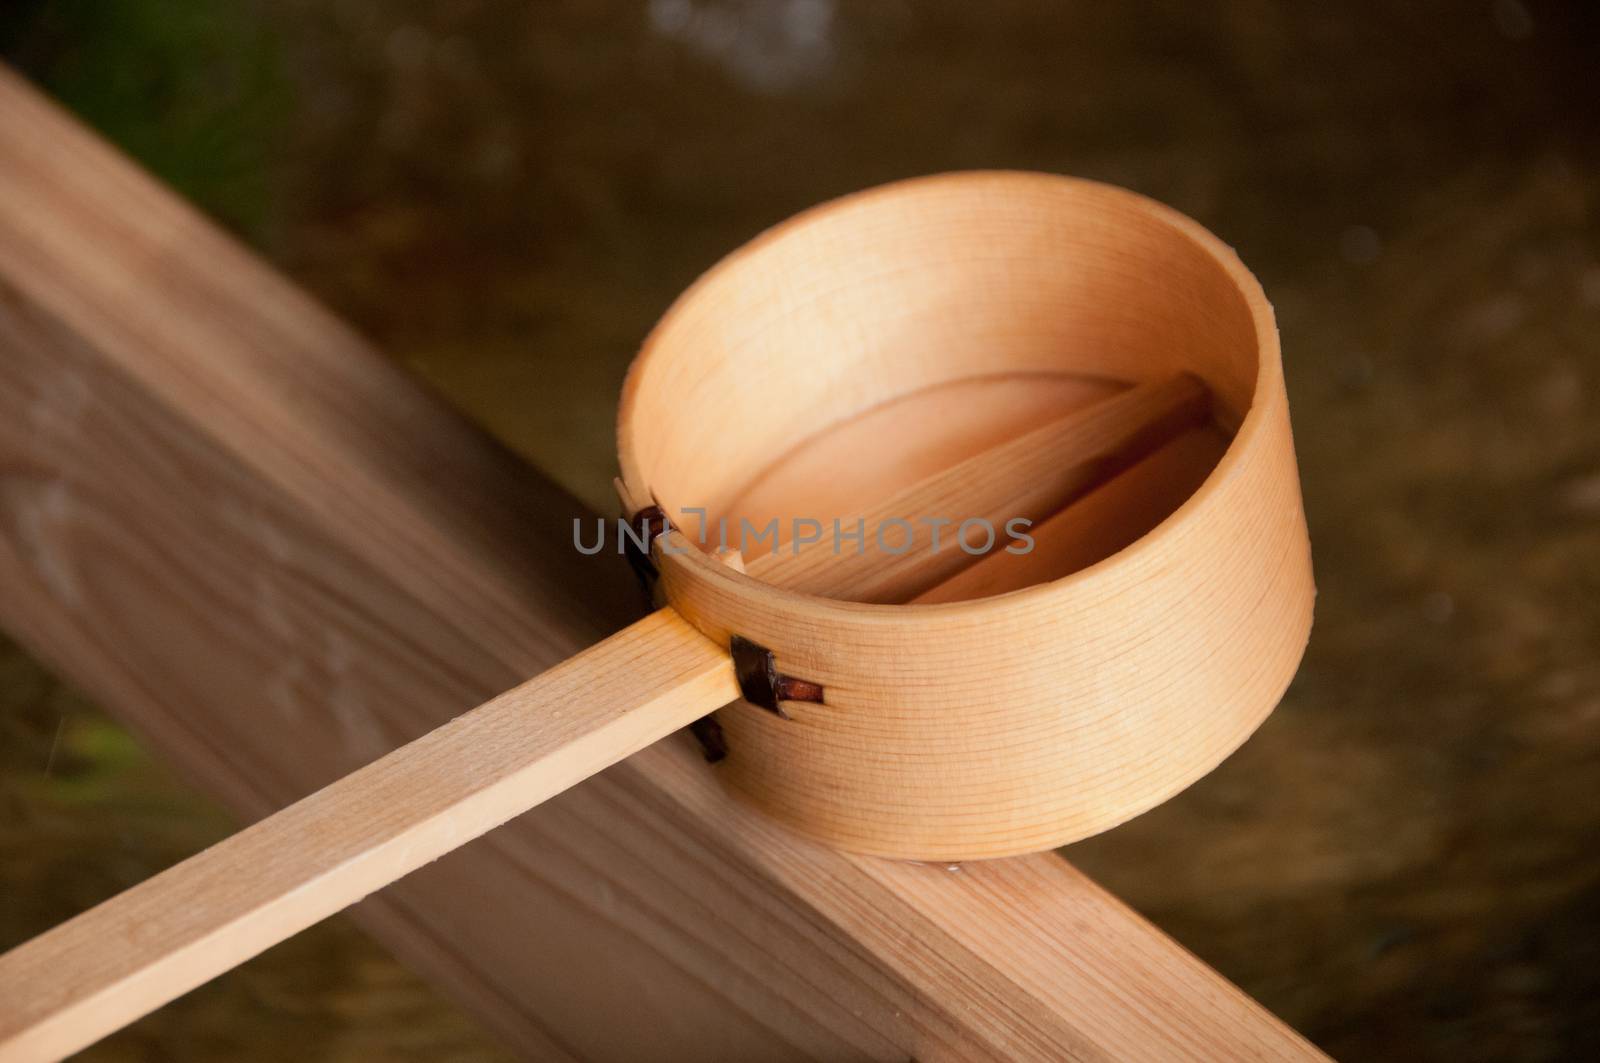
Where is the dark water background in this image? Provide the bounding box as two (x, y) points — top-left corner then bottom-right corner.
(2, 2), (1598, 1059)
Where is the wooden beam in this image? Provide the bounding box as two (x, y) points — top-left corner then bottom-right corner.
(0, 66), (1324, 1062)
(0, 379), (1216, 1059)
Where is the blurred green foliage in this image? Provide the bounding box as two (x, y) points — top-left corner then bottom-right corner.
(0, 0), (288, 236)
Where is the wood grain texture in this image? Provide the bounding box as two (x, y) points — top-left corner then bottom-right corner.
(0, 67), (1324, 1061)
(916, 425), (1229, 604)
(718, 373), (1124, 535)
(750, 373), (1209, 603)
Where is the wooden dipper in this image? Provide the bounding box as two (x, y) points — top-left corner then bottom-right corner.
(0, 171), (1313, 1062)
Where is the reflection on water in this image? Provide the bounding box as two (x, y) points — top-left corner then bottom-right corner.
(3, 1), (1599, 1059)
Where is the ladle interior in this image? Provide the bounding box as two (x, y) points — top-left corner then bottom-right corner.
(716, 370), (1231, 601)
(622, 174), (1258, 602)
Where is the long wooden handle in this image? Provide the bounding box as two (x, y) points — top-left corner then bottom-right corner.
(0, 375), (1205, 1061)
(0, 609), (736, 1063)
